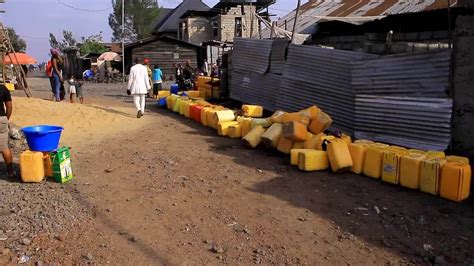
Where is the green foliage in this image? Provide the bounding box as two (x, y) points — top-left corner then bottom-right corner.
(7, 28), (27, 52)
(80, 33), (108, 54)
(49, 30), (77, 50)
(109, 0), (161, 43)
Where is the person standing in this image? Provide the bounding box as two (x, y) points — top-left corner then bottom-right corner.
(143, 58), (153, 97)
(50, 49), (63, 101)
(128, 57), (151, 118)
(0, 84), (14, 177)
(152, 65), (164, 99)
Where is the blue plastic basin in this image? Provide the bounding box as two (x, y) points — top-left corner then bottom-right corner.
(22, 125), (64, 152)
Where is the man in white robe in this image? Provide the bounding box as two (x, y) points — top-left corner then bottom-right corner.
(128, 58), (151, 118)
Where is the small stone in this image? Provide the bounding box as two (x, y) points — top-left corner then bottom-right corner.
(54, 234), (65, 242)
(104, 169), (113, 173)
(100, 243), (107, 248)
(86, 253), (93, 261)
(217, 255), (223, 260)
(204, 240), (212, 244)
(297, 217), (307, 221)
(21, 238), (31, 246)
(129, 236), (137, 242)
(172, 203), (177, 206)
(211, 244), (225, 254)
(373, 206), (381, 214)
(0, 234), (7, 241)
(35, 261), (43, 266)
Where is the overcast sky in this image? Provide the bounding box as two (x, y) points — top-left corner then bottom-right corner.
(1, 0), (304, 63)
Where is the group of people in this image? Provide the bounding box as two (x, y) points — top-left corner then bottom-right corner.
(47, 49), (84, 104)
(127, 57), (164, 118)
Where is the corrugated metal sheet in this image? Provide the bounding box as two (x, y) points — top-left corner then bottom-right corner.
(229, 70), (280, 111)
(352, 49), (450, 97)
(276, 45), (377, 133)
(263, 0), (458, 36)
(232, 38), (273, 75)
(268, 38), (288, 75)
(354, 95), (452, 151)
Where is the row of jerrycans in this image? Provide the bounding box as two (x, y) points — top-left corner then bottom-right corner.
(349, 141), (471, 202)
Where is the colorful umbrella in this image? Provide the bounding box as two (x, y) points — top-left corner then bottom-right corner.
(98, 52), (121, 61)
(3, 52), (37, 65)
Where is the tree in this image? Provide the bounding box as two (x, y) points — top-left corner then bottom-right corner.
(80, 32), (108, 55)
(49, 30), (77, 51)
(6, 28), (27, 52)
(109, 0), (161, 43)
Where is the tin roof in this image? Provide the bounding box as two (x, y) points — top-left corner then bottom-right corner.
(273, 0), (458, 34)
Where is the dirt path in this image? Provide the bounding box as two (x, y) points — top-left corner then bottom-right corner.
(1, 78), (474, 265)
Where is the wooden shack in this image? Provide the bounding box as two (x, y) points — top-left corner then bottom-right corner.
(124, 36), (203, 77)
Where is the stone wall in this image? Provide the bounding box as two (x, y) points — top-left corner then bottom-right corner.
(452, 12), (474, 160)
(218, 5), (259, 43)
(183, 17), (213, 45)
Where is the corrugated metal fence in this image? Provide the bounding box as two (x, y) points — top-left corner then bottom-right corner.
(229, 38), (452, 150)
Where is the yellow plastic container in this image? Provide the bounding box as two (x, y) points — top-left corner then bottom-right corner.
(381, 150), (405, 184)
(261, 123), (283, 148)
(439, 162), (471, 202)
(298, 150), (330, 171)
(425, 151), (446, 160)
(5, 82), (14, 91)
(251, 118), (271, 129)
(399, 153), (427, 189)
(213, 110), (235, 125)
(242, 105), (263, 118)
(388, 146), (407, 153)
(20, 151), (45, 183)
(446, 155), (470, 165)
(241, 117), (253, 136)
(185, 91), (200, 98)
(206, 109), (220, 129)
(218, 121), (239, 136)
(290, 149), (308, 166)
(158, 90), (171, 99)
(292, 142), (305, 149)
(200, 107), (210, 126)
(173, 97), (182, 113)
(243, 125), (265, 148)
(277, 136), (294, 154)
(354, 139), (374, 144)
(303, 133), (316, 149)
(228, 124), (242, 139)
(420, 159), (446, 195)
(305, 105), (320, 120)
(327, 140), (353, 173)
(308, 112), (332, 134)
(341, 134), (352, 146)
(270, 110), (287, 123)
(349, 143), (368, 174)
(363, 147), (386, 179)
(282, 121), (308, 142)
(315, 134), (335, 151)
(409, 149), (425, 155)
(43, 153), (53, 178)
(282, 112), (309, 125)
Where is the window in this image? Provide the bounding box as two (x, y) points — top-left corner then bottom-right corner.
(212, 19), (219, 37)
(235, 17), (242, 37)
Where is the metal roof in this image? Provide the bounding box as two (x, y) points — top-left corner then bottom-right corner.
(270, 0), (458, 35)
(152, 0), (210, 34)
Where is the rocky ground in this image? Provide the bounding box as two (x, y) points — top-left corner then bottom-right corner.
(0, 77), (473, 265)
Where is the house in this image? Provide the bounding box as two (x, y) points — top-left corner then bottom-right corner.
(124, 35), (203, 77)
(152, 0), (210, 38)
(178, 0), (275, 45)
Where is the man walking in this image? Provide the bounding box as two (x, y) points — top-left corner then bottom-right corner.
(0, 84), (14, 177)
(128, 57), (151, 118)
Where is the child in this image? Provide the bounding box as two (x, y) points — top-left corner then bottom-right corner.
(67, 75), (77, 103)
(152, 65), (164, 99)
(75, 79), (84, 104)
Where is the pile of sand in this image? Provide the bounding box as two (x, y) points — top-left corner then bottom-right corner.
(11, 97), (146, 148)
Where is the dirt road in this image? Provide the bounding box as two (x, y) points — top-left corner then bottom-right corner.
(1, 78), (474, 265)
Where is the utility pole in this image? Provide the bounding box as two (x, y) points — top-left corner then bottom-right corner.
(249, 0), (254, 38)
(291, 0), (301, 44)
(122, 0), (125, 83)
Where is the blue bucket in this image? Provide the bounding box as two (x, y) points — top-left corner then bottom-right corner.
(170, 84), (179, 95)
(157, 98), (167, 107)
(22, 125), (64, 152)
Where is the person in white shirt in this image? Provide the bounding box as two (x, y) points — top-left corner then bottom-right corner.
(127, 57), (151, 118)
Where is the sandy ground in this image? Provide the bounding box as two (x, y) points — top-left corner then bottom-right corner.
(1, 77), (474, 265)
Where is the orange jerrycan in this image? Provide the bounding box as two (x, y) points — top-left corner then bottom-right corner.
(439, 162), (471, 202)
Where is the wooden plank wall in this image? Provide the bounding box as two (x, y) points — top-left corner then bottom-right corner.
(130, 40), (199, 79)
